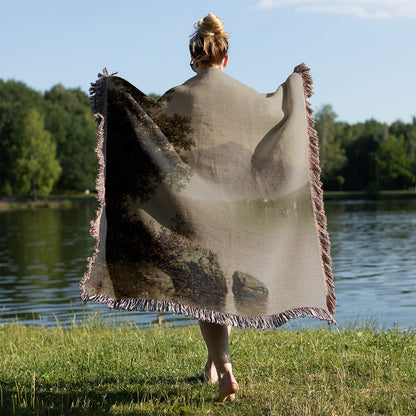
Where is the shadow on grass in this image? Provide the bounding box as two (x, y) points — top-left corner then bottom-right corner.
(1, 374), (208, 416)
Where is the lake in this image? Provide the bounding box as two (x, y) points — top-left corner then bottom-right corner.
(0, 198), (415, 330)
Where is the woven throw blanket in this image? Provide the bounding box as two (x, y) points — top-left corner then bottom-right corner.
(80, 64), (336, 328)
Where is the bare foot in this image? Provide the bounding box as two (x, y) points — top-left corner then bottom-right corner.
(215, 372), (239, 403)
(200, 358), (218, 384)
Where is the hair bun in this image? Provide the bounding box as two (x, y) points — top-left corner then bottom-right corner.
(197, 12), (226, 37)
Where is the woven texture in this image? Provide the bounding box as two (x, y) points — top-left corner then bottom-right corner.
(80, 64), (336, 328)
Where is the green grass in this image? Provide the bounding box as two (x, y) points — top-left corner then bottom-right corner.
(0, 320), (415, 415)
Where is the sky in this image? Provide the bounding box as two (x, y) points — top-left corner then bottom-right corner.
(1, 0), (415, 124)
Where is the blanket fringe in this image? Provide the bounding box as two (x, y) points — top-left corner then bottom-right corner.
(81, 291), (337, 329)
(294, 63), (337, 315)
(79, 69), (113, 290)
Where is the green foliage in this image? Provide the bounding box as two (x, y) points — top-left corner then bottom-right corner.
(0, 323), (415, 415)
(390, 117), (416, 180)
(44, 85), (97, 191)
(314, 106), (416, 191)
(0, 80), (45, 194)
(8, 109), (61, 197)
(0, 77), (415, 195)
(148, 92), (161, 101)
(0, 80), (97, 195)
(377, 135), (415, 189)
(315, 104), (347, 182)
(342, 119), (387, 191)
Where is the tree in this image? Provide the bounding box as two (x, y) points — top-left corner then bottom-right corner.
(0, 80), (45, 194)
(377, 135), (415, 189)
(44, 85), (97, 191)
(340, 119), (387, 191)
(148, 93), (161, 101)
(389, 118), (416, 181)
(9, 109), (61, 197)
(314, 105), (347, 187)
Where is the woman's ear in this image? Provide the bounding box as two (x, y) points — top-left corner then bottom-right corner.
(223, 55), (229, 68)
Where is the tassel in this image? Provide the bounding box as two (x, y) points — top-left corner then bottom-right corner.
(294, 63), (337, 316)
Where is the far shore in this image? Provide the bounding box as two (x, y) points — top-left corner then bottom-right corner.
(323, 189), (416, 200)
(0, 193), (97, 211)
(0, 190), (415, 211)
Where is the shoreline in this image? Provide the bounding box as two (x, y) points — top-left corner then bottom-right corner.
(0, 194), (97, 211)
(323, 190), (416, 201)
(0, 190), (415, 211)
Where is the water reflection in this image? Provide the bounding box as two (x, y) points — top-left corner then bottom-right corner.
(0, 198), (415, 329)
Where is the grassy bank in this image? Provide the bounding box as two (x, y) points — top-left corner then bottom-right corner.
(0, 194), (97, 211)
(0, 190), (415, 211)
(323, 190), (416, 200)
(0, 321), (415, 415)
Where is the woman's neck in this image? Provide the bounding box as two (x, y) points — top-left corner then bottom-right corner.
(195, 63), (224, 75)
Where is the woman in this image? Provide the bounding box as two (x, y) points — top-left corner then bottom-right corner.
(82, 11), (336, 406)
(188, 13), (238, 403)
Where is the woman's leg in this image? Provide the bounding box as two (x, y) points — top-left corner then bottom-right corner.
(200, 325), (232, 384)
(199, 320), (239, 402)
(201, 353), (218, 383)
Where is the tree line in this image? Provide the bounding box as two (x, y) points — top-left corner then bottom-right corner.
(0, 80), (415, 197)
(0, 80), (97, 197)
(315, 105), (415, 192)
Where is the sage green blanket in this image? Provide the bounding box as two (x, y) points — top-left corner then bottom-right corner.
(80, 64), (336, 328)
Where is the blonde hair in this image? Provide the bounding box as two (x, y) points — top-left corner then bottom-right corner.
(189, 12), (229, 65)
